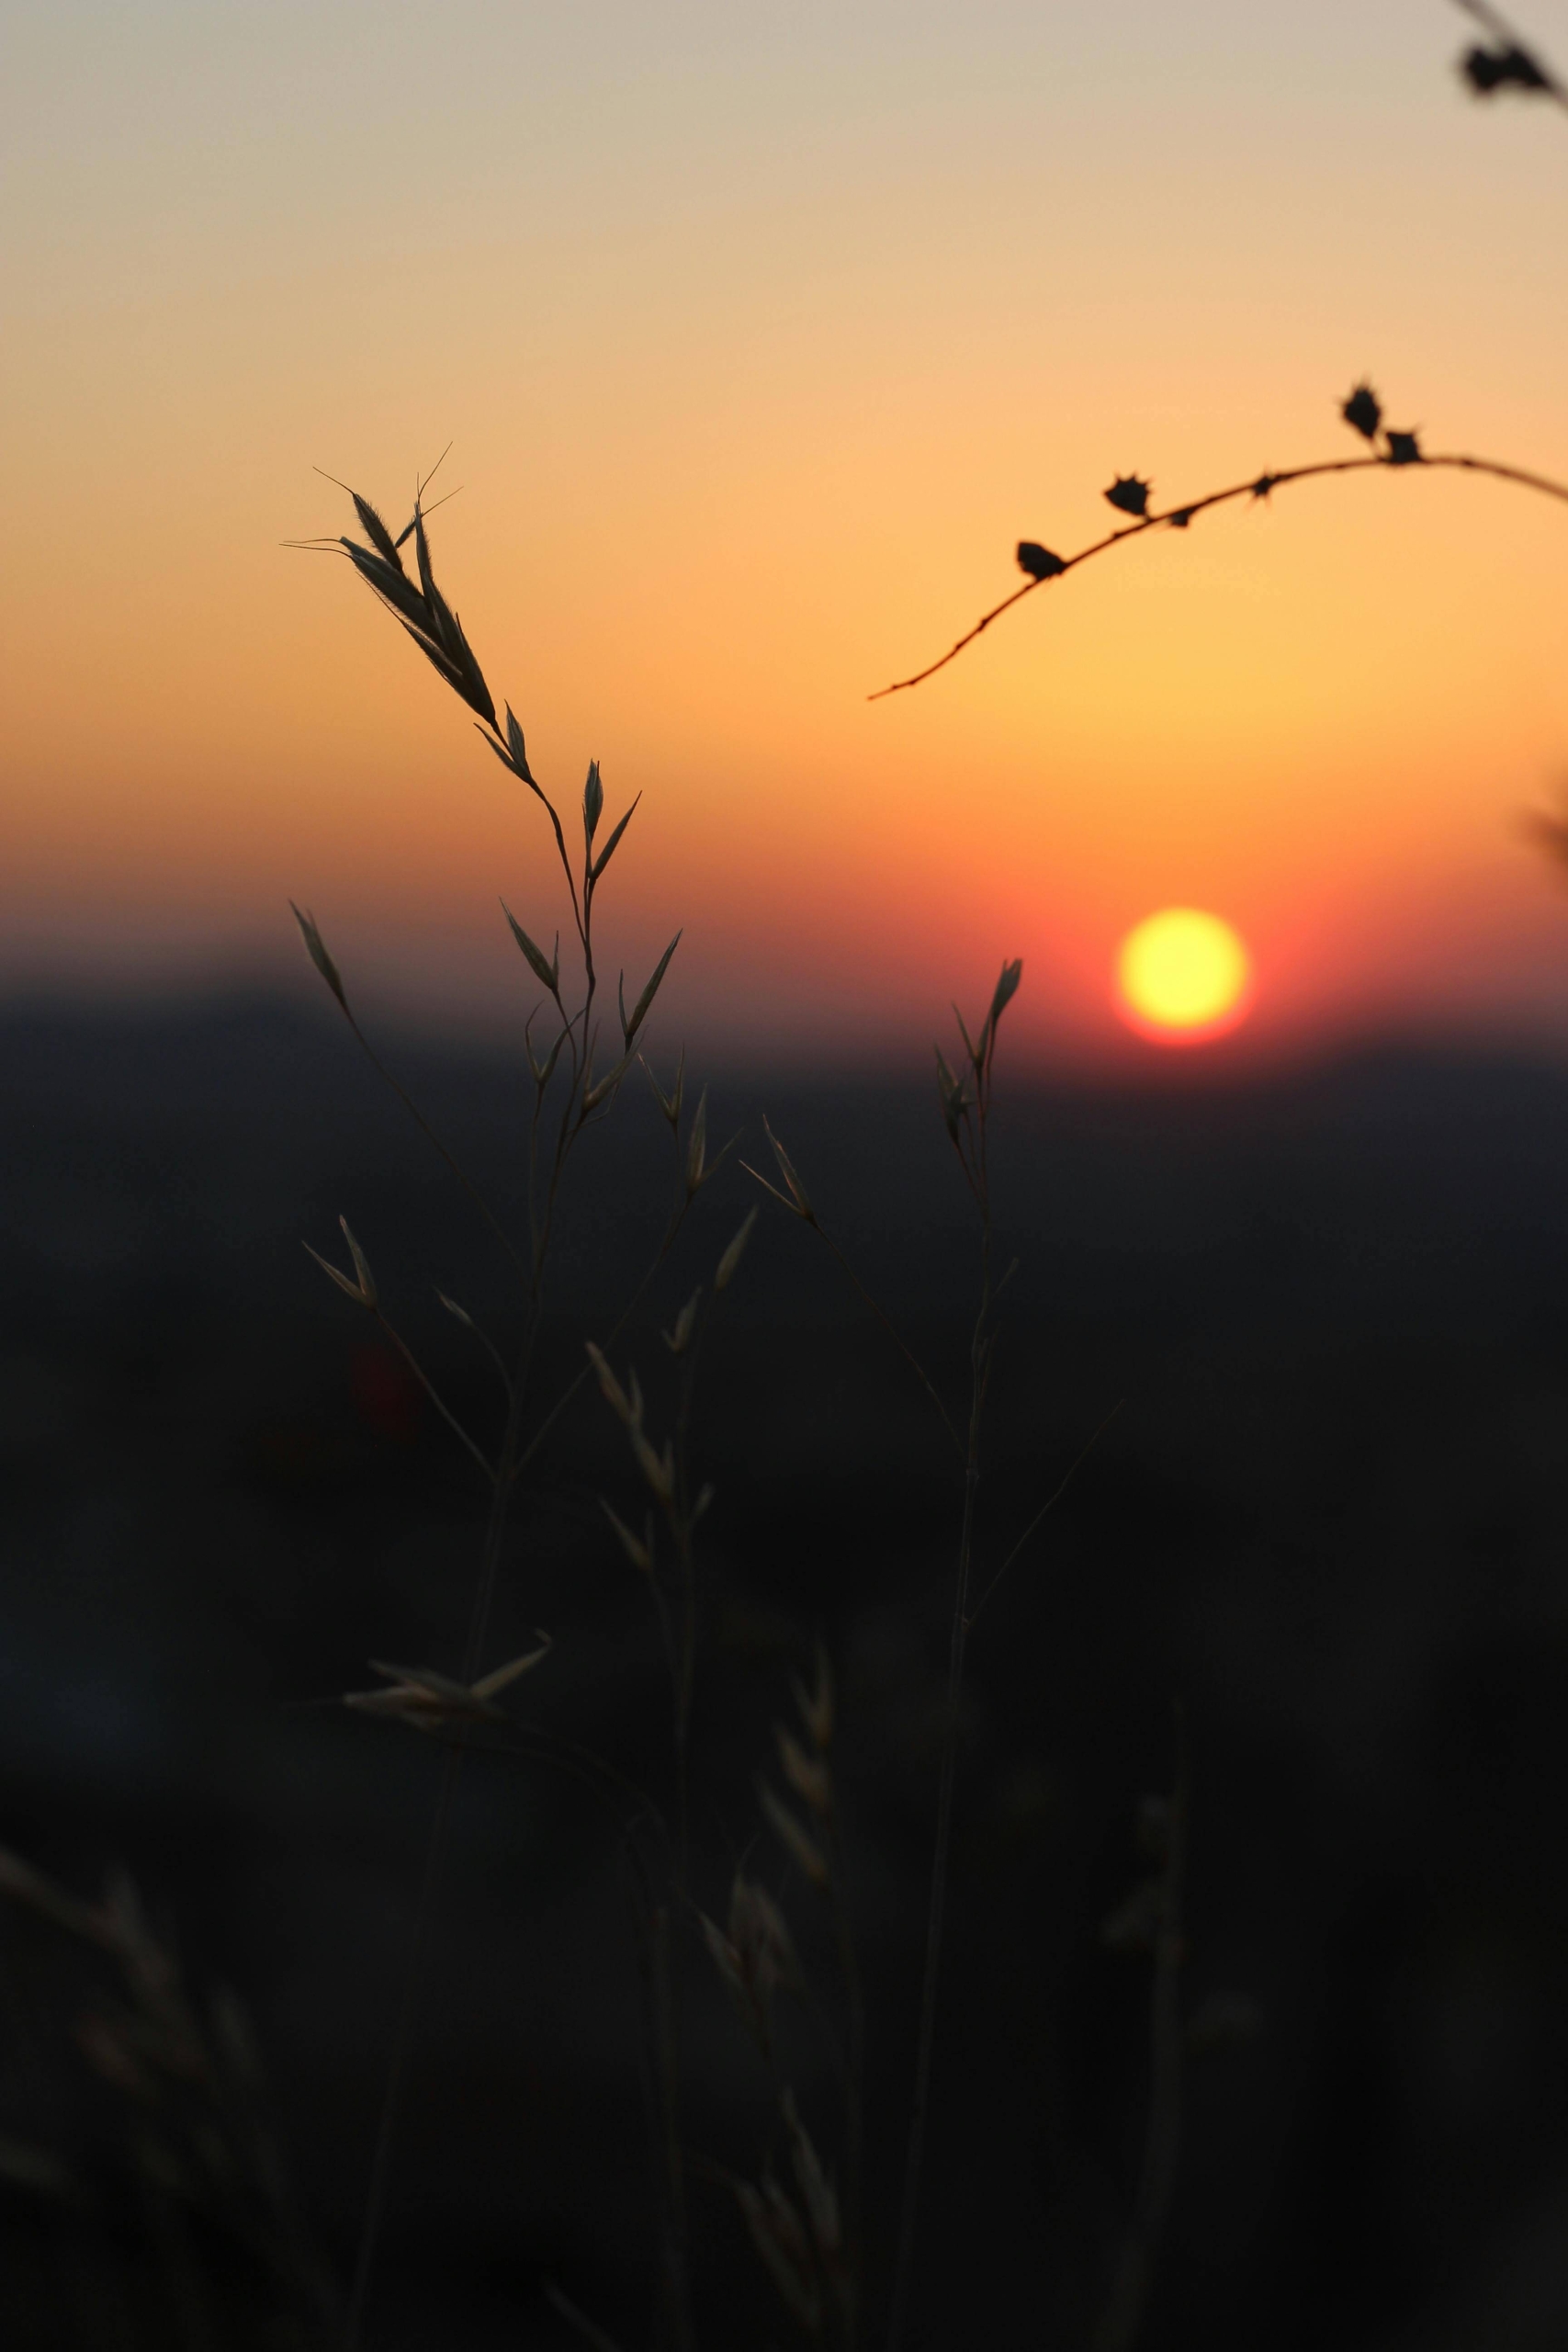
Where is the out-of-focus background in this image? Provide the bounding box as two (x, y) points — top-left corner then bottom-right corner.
(6, 2), (1568, 2345)
(6, 1004), (1568, 2348)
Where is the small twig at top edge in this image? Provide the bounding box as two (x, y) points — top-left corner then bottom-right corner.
(870, 447), (1568, 697)
(1450, 0), (1568, 105)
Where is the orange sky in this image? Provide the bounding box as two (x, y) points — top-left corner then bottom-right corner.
(5, 1), (1568, 1069)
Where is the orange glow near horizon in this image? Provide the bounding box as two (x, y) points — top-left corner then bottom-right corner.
(5, 3), (1568, 1070)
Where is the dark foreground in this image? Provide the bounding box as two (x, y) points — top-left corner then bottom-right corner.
(4, 996), (1568, 2350)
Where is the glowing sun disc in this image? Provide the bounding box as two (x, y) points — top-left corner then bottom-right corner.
(1117, 908), (1251, 1042)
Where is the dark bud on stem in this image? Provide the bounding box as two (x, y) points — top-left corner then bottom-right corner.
(1104, 475), (1151, 518)
(582, 760), (604, 845)
(1340, 381), (1382, 442)
(1384, 429), (1423, 467)
(1461, 42), (1552, 96)
(1016, 541), (1066, 581)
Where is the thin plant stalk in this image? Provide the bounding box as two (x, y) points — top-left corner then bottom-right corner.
(747, 975), (1021, 2351)
(342, 1748), (461, 2351)
(886, 1265), (988, 2352)
(885, 962), (1019, 2352)
(1096, 1715), (1190, 2352)
(827, 1812), (867, 2341)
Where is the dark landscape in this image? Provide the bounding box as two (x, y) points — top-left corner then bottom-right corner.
(4, 996), (1568, 2346)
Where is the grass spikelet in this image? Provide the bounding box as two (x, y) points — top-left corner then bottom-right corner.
(684, 1087), (709, 1197)
(759, 1781), (829, 1888)
(591, 794), (640, 884)
(715, 1205), (759, 1292)
(733, 2176), (820, 2334)
(623, 933), (682, 1046)
(303, 1216), (378, 1308)
(601, 1499), (653, 1573)
(289, 901), (348, 1011)
(501, 902), (560, 993)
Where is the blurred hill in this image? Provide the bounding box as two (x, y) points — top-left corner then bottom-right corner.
(4, 996), (1568, 2349)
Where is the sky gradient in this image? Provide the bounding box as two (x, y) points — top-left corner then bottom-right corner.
(5, 0), (1568, 1068)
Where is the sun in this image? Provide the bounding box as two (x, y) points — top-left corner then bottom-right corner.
(1116, 908), (1251, 1044)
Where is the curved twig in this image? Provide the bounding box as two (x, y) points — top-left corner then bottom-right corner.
(870, 447), (1568, 698)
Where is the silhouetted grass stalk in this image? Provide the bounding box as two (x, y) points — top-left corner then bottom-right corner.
(291, 475), (694, 2348)
(749, 968), (1054, 2350)
(885, 960), (1018, 2352)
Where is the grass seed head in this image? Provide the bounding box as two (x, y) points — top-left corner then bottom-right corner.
(989, 956), (1023, 1029)
(933, 1046), (970, 1141)
(502, 703), (536, 785)
(662, 1286), (703, 1355)
(624, 933), (682, 1046)
(781, 2089), (841, 2257)
(632, 1427), (675, 1507)
(642, 1048), (684, 1127)
(303, 1216), (378, 1310)
(776, 1725), (832, 1818)
(734, 2176), (821, 2335)
(761, 1118), (813, 1219)
(794, 1641), (835, 1750)
(760, 1782), (829, 1888)
(715, 1205), (759, 1293)
(582, 1049), (632, 1113)
(469, 1636), (552, 1702)
(701, 1875), (801, 2044)
(525, 1012), (570, 1091)
(288, 902), (347, 1011)
(728, 1877), (800, 2002)
(585, 1342), (634, 1425)
(590, 794), (639, 885)
(600, 1499), (653, 1573)
(684, 1087), (709, 1196)
(502, 902), (560, 993)
(582, 759), (604, 846)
